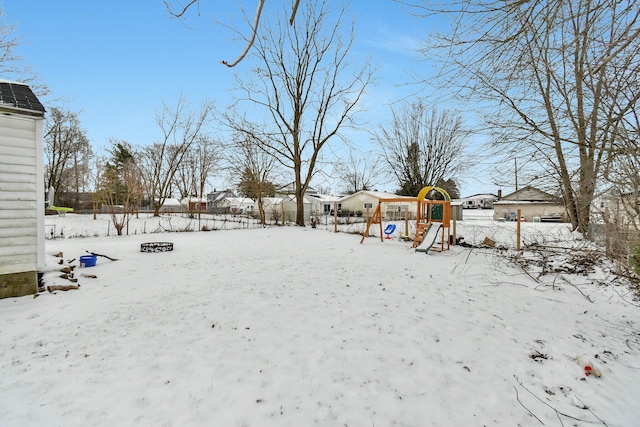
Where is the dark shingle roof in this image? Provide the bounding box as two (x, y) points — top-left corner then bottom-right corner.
(0, 81), (45, 114)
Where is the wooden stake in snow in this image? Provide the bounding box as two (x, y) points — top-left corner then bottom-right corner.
(516, 209), (522, 251)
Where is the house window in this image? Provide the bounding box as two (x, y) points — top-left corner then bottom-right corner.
(363, 202), (373, 209)
(323, 204), (331, 213)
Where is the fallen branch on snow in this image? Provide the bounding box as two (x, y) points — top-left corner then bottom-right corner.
(87, 251), (118, 261)
(47, 284), (79, 292)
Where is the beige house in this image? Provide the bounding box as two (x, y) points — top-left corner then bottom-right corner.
(338, 191), (417, 220)
(493, 186), (566, 222)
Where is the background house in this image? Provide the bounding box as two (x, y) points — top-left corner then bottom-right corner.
(159, 198), (182, 213)
(0, 80), (46, 298)
(307, 193), (342, 216)
(221, 197), (255, 215)
(275, 182), (319, 198)
(460, 193), (498, 209)
(279, 195), (311, 223)
(607, 191), (640, 228)
(261, 197), (283, 221)
(338, 191), (416, 220)
(493, 186), (566, 222)
(180, 196), (207, 213)
(207, 190), (236, 213)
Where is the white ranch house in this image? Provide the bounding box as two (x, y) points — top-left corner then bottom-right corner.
(221, 197), (255, 214)
(338, 191), (417, 220)
(308, 193), (342, 216)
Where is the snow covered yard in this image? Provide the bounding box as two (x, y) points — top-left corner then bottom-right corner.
(1, 226), (639, 426)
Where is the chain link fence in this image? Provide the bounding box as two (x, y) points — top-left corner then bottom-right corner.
(589, 221), (640, 274)
(47, 211), (622, 260)
(44, 212), (269, 239)
(314, 215), (578, 249)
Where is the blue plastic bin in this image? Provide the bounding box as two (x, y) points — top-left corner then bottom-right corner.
(79, 254), (97, 267)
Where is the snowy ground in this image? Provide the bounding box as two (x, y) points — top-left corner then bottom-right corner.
(1, 216), (639, 426)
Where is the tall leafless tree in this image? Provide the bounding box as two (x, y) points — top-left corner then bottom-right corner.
(225, 0), (374, 226)
(44, 107), (92, 204)
(227, 131), (279, 225)
(94, 141), (142, 235)
(173, 136), (220, 198)
(333, 151), (382, 194)
(373, 101), (467, 196)
(139, 95), (214, 216)
(173, 135), (220, 218)
(408, 0), (640, 234)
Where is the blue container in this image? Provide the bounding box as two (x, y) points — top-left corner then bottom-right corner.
(79, 255), (97, 268)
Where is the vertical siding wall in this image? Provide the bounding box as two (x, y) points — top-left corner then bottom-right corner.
(0, 113), (39, 297)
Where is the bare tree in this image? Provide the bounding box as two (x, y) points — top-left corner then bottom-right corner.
(44, 107), (92, 204)
(173, 135), (219, 198)
(225, 0), (374, 226)
(94, 141), (142, 236)
(373, 101), (467, 196)
(333, 151), (382, 194)
(174, 135), (220, 217)
(409, 0), (640, 234)
(140, 95), (214, 216)
(227, 131), (279, 225)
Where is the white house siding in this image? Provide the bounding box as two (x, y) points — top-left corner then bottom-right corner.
(339, 191), (416, 220)
(280, 196), (311, 223)
(261, 197), (283, 220)
(0, 113), (44, 297)
(221, 197), (255, 214)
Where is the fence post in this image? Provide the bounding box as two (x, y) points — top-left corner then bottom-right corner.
(452, 205), (457, 245)
(334, 202), (338, 233)
(405, 206), (409, 238)
(516, 208), (521, 251)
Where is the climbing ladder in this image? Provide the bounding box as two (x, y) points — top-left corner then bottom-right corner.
(412, 222), (432, 248)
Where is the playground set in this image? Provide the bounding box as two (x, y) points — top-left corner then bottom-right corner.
(360, 186), (452, 253)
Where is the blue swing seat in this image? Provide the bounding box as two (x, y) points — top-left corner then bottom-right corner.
(384, 224), (396, 238)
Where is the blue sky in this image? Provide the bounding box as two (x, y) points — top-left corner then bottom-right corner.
(3, 0), (493, 196)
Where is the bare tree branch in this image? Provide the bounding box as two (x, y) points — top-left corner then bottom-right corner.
(165, 0), (304, 68)
(222, 0), (266, 68)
